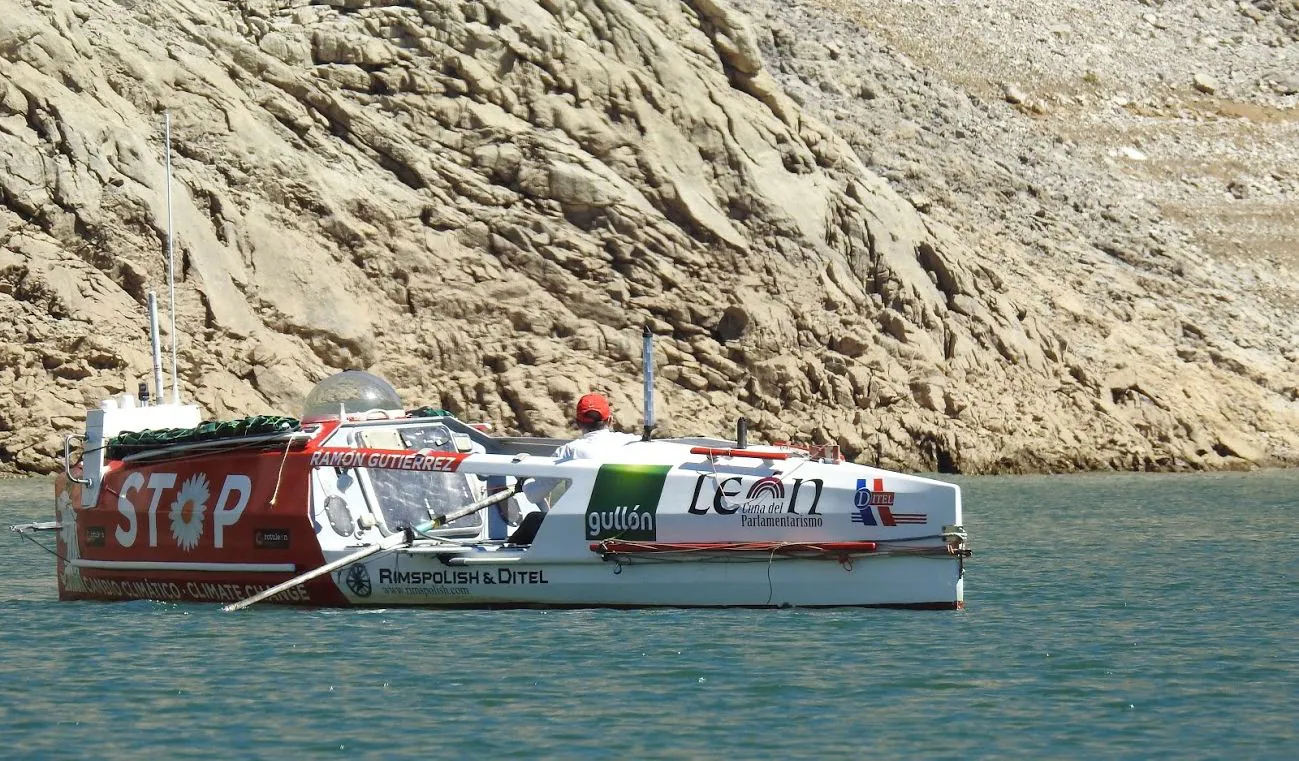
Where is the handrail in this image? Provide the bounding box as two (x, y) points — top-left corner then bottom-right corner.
(63, 434), (91, 486)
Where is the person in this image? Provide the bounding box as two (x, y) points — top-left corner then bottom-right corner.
(520, 393), (640, 511)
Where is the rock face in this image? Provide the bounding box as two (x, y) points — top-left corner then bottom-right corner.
(2, 0), (1297, 476)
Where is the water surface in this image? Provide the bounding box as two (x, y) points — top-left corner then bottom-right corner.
(2, 472), (1295, 759)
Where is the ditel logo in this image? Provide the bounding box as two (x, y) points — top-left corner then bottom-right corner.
(584, 464), (670, 541)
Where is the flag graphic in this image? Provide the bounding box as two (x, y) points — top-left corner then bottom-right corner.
(851, 479), (927, 526)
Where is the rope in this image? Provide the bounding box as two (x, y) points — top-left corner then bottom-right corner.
(106, 416), (301, 459)
(592, 540), (958, 565)
(698, 448), (813, 513)
(14, 531), (69, 563)
(99, 435), (306, 479)
(407, 527), (476, 545)
(704, 452), (744, 513)
(268, 435), (294, 507)
(765, 546), (776, 605)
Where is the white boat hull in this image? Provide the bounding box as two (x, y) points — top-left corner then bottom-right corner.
(334, 550), (965, 609)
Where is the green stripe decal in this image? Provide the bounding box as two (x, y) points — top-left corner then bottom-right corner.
(584, 464), (671, 540)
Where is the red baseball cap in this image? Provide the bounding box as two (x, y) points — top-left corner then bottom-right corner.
(575, 393), (611, 423)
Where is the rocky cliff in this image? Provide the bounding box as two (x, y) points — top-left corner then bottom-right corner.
(2, 0), (1297, 476)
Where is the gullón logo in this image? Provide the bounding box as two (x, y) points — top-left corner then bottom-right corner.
(584, 464), (671, 541)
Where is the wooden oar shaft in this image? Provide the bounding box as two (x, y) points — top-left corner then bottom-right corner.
(222, 541), (386, 612)
(430, 484), (517, 528)
(223, 485), (519, 612)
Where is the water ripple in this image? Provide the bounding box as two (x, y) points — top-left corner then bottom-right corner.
(2, 472), (1297, 759)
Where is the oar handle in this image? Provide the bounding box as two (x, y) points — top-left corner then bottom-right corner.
(223, 484), (522, 613)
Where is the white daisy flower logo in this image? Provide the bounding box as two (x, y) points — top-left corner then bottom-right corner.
(57, 489), (75, 550)
(169, 473), (210, 551)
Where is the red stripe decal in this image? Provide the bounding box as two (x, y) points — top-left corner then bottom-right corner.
(308, 447), (465, 472)
(592, 541), (878, 554)
(690, 447), (790, 460)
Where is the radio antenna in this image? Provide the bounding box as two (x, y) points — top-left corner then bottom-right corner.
(148, 291), (163, 404)
(164, 111), (179, 404)
(642, 324), (654, 441)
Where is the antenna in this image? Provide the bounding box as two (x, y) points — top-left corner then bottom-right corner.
(164, 111), (179, 404)
(147, 291), (164, 404)
(642, 324), (654, 441)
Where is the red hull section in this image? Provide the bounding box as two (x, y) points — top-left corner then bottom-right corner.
(59, 572), (340, 605)
(57, 444), (348, 606)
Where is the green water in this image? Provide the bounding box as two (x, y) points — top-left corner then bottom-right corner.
(2, 471), (1295, 759)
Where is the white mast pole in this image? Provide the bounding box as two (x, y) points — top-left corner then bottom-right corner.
(164, 111), (179, 404)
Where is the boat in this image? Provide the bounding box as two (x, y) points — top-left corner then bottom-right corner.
(13, 364), (970, 610)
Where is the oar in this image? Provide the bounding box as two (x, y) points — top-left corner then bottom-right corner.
(428, 482), (520, 529)
(223, 484), (521, 612)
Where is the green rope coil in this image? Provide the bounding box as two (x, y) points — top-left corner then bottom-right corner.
(406, 406), (453, 418)
(107, 415), (301, 460)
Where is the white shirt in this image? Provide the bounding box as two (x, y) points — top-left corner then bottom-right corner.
(522, 428), (641, 508)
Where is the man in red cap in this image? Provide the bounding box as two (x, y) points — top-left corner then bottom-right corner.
(521, 392), (639, 510)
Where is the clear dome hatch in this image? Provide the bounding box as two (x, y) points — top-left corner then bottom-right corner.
(301, 371), (403, 423)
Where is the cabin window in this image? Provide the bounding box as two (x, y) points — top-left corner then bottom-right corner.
(357, 424), (481, 536)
